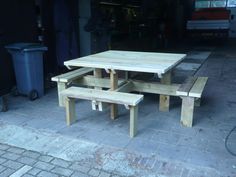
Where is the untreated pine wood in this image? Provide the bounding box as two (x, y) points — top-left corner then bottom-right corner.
(61, 87), (143, 107)
(65, 97), (76, 126)
(180, 97), (195, 127)
(58, 82), (67, 107)
(110, 70), (118, 120)
(176, 77), (197, 96)
(51, 67), (93, 107)
(64, 50), (186, 75)
(189, 77), (208, 98)
(130, 106), (138, 138)
(93, 68), (103, 111)
(74, 76), (125, 89)
(159, 71), (172, 112)
(132, 80), (180, 96)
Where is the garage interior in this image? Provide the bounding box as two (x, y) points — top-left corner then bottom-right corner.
(0, 0), (236, 177)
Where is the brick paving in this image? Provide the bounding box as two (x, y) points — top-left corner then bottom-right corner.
(0, 143), (122, 177)
(0, 142), (222, 177)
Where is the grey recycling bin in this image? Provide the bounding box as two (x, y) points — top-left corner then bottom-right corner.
(5, 43), (47, 100)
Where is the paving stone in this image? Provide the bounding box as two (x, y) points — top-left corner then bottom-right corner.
(23, 151), (41, 159)
(22, 174), (35, 177)
(17, 156), (37, 166)
(99, 171), (111, 177)
(71, 171), (90, 177)
(34, 161), (55, 171)
(145, 158), (157, 169)
(0, 165), (6, 173)
(3, 160), (24, 170)
(37, 170), (59, 177)
(38, 155), (54, 162)
(0, 157), (7, 164)
(27, 168), (42, 175)
(2, 152), (20, 160)
(181, 168), (190, 177)
(51, 158), (71, 168)
(0, 144), (10, 150)
(7, 147), (25, 154)
(88, 169), (101, 177)
(0, 149), (5, 155)
(0, 168), (14, 176)
(51, 166), (73, 176)
(70, 163), (90, 173)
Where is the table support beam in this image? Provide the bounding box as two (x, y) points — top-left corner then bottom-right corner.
(159, 71), (172, 112)
(110, 70), (118, 119)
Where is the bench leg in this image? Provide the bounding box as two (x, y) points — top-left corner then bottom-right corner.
(195, 98), (201, 107)
(159, 72), (171, 112)
(181, 97), (195, 127)
(130, 106), (138, 138)
(65, 97), (76, 126)
(110, 71), (118, 120)
(58, 82), (67, 107)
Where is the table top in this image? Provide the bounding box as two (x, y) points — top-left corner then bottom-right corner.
(64, 50), (186, 75)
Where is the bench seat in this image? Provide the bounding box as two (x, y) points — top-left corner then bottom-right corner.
(51, 68), (93, 107)
(176, 76), (208, 127)
(61, 87), (144, 137)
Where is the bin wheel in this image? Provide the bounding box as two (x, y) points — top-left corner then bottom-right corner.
(29, 90), (38, 101)
(11, 87), (19, 97)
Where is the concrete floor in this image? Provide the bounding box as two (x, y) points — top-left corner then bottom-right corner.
(0, 42), (236, 177)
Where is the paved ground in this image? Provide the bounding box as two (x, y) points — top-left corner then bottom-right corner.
(0, 143), (120, 177)
(0, 42), (236, 177)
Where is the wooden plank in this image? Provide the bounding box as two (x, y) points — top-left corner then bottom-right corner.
(176, 77), (198, 96)
(159, 71), (172, 112)
(180, 97), (195, 127)
(74, 76), (125, 89)
(110, 71), (118, 119)
(114, 81), (133, 93)
(65, 98), (76, 126)
(58, 82), (67, 107)
(64, 50), (186, 75)
(130, 106), (138, 138)
(93, 69), (103, 111)
(132, 80), (180, 96)
(51, 68), (93, 83)
(195, 98), (201, 107)
(61, 87), (144, 106)
(189, 77), (208, 98)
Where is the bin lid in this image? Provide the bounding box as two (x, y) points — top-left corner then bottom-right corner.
(5, 43), (48, 52)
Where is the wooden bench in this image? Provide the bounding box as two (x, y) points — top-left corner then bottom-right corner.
(61, 87), (144, 137)
(176, 77), (208, 127)
(51, 68), (93, 107)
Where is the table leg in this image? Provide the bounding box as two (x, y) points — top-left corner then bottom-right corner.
(159, 71), (171, 112)
(110, 70), (118, 119)
(93, 69), (103, 111)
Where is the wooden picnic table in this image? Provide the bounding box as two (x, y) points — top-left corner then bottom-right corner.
(64, 50), (186, 117)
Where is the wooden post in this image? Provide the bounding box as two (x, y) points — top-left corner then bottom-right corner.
(93, 69), (103, 111)
(180, 97), (195, 127)
(159, 71), (172, 112)
(65, 97), (76, 126)
(110, 70), (118, 119)
(130, 106), (138, 138)
(195, 98), (201, 107)
(125, 71), (129, 80)
(58, 82), (67, 107)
